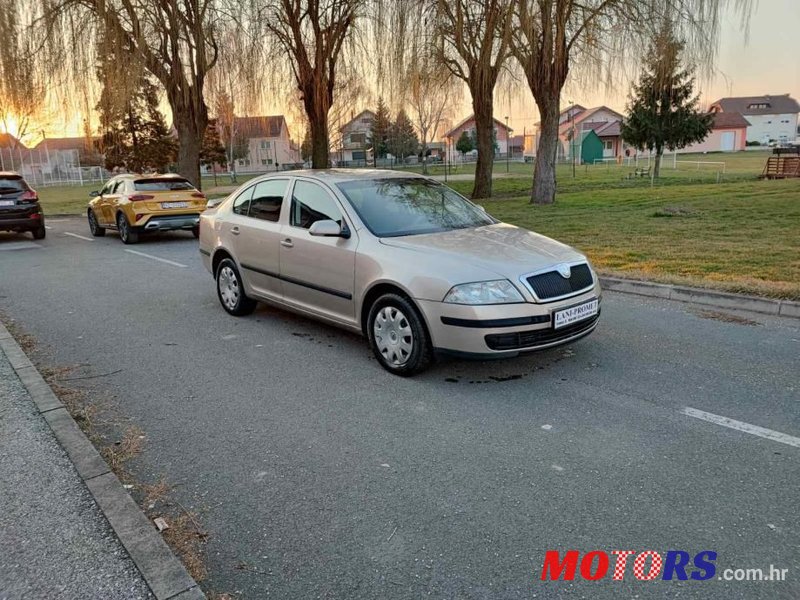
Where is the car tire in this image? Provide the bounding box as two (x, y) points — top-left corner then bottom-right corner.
(367, 293), (434, 376)
(31, 225), (46, 240)
(192, 226), (200, 239)
(117, 213), (138, 244)
(88, 210), (105, 237)
(216, 258), (257, 316)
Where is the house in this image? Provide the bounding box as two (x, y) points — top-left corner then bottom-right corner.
(339, 109), (376, 165)
(676, 112), (750, 153)
(709, 94), (799, 144)
(0, 133), (27, 172)
(231, 115), (301, 173)
(566, 130), (604, 165)
(533, 105), (629, 161)
(443, 114), (513, 160)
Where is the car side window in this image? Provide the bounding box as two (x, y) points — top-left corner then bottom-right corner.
(232, 186), (255, 216)
(100, 181), (115, 196)
(290, 180), (343, 229)
(249, 179), (288, 222)
(113, 181), (126, 194)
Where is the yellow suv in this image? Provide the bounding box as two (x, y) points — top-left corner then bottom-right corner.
(87, 173), (207, 244)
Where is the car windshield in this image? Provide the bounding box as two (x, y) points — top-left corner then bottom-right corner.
(0, 177), (25, 193)
(134, 178), (194, 192)
(336, 178), (496, 237)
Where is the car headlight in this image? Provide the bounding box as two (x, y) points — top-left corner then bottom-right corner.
(443, 280), (524, 305)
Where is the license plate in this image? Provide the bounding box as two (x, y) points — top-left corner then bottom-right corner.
(553, 299), (598, 329)
(0, 200), (14, 207)
(161, 201), (188, 209)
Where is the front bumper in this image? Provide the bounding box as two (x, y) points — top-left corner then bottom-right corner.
(138, 214), (200, 232)
(419, 285), (601, 358)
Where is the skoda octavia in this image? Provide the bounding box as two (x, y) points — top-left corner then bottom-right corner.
(199, 170), (600, 375)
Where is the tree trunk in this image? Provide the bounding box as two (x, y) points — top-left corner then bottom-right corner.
(653, 146), (663, 178)
(471, 90), (495, 199)
(308, 117), (329, 169)
(174, 116), (204, 190)
(532, 100), (559, 205)
(303, 84), (331, 169)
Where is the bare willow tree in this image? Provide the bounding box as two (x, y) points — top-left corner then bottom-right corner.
(0, 0), (47, 144)
(431, 0), (514, 199)
(511, 0), (753, 205)
(260, 0), (363, 169)
(42, 0), (221, 188)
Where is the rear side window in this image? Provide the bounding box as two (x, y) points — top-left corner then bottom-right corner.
(134, 178), (194, 191)
(232, 186), (254, 215)
(249, 179), (288, 222)
(0, 176), (26, 192)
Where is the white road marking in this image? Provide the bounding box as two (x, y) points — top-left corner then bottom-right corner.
(45, 225), (52, 230)
(681, 407), (800, 449)
(124, 249), (187, 268)
(63, 232), (94, 242)
(0, 241), (42, 251)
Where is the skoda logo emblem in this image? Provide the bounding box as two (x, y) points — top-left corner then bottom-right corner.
(557, 264), (572, 278)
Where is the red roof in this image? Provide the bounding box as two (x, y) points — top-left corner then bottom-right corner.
(234, 116), (287, 138)
(443, 114), (512, 139)
(33, 137), (96, 151)
(711, 111), (750, 129)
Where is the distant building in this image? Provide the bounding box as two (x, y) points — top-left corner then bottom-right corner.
(709, 94), (799, 144)
(676, 112), (749, 154)
(231, 115), (301, 173)
(338, 109), (376, 165)
(533, 105), (629, 162)
(442, 114), (513, 160)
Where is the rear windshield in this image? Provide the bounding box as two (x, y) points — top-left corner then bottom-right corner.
(133, 178), (194, 192)
(0, 176), (26, 193)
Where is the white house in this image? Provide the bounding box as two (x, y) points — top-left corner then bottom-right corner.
(232, 115), (301, 173)
(709, 94), (799, 145)
(338, 109), (376, 165)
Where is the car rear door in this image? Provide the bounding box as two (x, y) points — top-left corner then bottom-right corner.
(278, 178), (357, 324)
(100, 180), (123, 225)
(224, 178), (290, 301)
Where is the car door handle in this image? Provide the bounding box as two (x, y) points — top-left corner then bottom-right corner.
(231, 226), (240, 235)
(281, 238), (293, 248)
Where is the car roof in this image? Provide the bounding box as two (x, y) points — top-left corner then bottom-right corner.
(261, 169), (429, 185)
(0, 171), (23, 178)
(114, 173), (188, 180)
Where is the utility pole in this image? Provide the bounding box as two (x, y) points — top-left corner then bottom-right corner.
(505, 116), (510, 173)
(569, 101), (576, 178)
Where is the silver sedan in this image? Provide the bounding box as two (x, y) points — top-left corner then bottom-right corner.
(199, 170), (601, 375)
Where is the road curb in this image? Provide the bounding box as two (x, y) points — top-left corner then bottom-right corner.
(599, 276), (800, 319)
(0, 322), (206, 600)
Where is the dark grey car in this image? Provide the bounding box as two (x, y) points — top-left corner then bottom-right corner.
(0, 172), (45, 240)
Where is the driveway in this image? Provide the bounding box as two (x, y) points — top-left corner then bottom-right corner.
(1, 218), (798, 599)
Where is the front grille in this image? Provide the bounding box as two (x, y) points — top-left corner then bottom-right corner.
(526, 263), (593, 300)
(485, 312), (599, 351)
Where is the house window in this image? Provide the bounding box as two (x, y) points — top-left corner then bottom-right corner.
(267, 159), (273, 165)
(260, 140), (271, 149)
(261, 159), (267, 165)
(352, 151), (366, 160)
(603, 140), (613, 150)
(748, 103), (770, 110)
(351, 133), (366, 144)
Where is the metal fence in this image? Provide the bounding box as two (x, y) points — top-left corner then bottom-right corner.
(0, 147), (109, 187)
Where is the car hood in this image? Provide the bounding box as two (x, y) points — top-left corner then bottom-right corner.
(379, 223), (586, 281)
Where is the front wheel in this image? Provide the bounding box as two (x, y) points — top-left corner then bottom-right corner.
(216, 258), (256, 316)
(367, 293), (433, 376)
(117, 213), (138, 244)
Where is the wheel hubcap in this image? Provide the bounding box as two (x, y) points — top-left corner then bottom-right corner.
(218, 266), (240, 309)
(373, 306), (413, 366)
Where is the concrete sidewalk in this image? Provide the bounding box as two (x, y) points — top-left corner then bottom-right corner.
(0, 349), (152, 599)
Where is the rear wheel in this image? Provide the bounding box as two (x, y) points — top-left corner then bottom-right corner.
(216, 258), (256, 316)
(88, 210), (105, 237)
(192, 226), (200, 239)
(367, 293), (433, 376)
(31, 225), (46, 240)
(117, 212), (138, 244)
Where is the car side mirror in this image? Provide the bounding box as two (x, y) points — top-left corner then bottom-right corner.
(89, 190), (100, 197)
(476, 204), (486, 212)
(309, 219), (347, 238)
(206, 197), (225, 209)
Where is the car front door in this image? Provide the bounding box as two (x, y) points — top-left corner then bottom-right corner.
(224, 178), (289, 301)
(278, 179), (357, 324)
(102, 180), (125, 225)
(95, 180), (115, 225)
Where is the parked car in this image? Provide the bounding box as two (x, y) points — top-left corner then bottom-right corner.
(0, 172), (46, 240)
(199, 170), (601, 375)
(87, 173), (207, 244)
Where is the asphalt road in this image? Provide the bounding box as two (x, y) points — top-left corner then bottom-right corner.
(1, 217), (798, 599)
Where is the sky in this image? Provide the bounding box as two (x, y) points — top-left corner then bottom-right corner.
(12, 0), (800, 143)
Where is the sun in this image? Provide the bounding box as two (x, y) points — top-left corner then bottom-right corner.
(0, 115), (21, 139)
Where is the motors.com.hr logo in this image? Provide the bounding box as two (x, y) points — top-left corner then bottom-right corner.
(540, 550), (789, 582)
